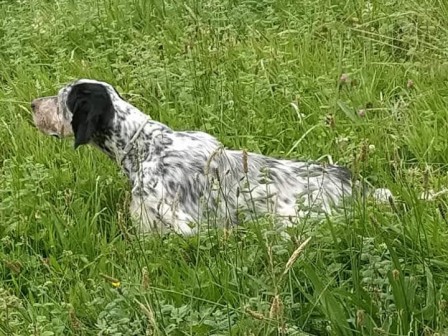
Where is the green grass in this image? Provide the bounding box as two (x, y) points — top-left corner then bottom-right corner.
(1, 0), (448, 334)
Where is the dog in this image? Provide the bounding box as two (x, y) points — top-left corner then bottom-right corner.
(31, 79), (391, 235)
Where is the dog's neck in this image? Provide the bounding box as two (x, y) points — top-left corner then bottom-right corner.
(90, 98), (171, 179)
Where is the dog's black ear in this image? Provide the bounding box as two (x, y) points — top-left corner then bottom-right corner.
(67, 83), (115, 149)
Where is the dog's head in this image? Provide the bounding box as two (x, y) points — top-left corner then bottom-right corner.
(31, 79), (116, 149)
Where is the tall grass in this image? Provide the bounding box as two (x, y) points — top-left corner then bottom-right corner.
(1, 0), (448, 334)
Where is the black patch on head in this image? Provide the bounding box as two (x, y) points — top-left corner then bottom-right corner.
(67, 83), (115, 149)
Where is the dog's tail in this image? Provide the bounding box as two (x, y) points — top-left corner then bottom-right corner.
(353, 179), (394, 204)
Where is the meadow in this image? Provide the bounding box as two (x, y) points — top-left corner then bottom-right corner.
(1, 0), (448, 334)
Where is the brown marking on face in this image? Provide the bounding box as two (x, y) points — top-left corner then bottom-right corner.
(31, 96), (73, 137)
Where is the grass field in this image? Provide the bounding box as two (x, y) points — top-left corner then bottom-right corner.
(1, 0), (448, 335)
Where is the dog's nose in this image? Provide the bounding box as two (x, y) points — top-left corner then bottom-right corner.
(31, 99), (38, 111)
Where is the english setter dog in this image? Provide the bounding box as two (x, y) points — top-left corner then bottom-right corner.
(31, 79), (391, 236)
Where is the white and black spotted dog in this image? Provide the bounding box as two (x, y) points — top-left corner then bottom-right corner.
(31, 79), (391, 236)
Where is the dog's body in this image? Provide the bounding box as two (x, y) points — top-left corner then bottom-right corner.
(31, 79), (387, 235)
